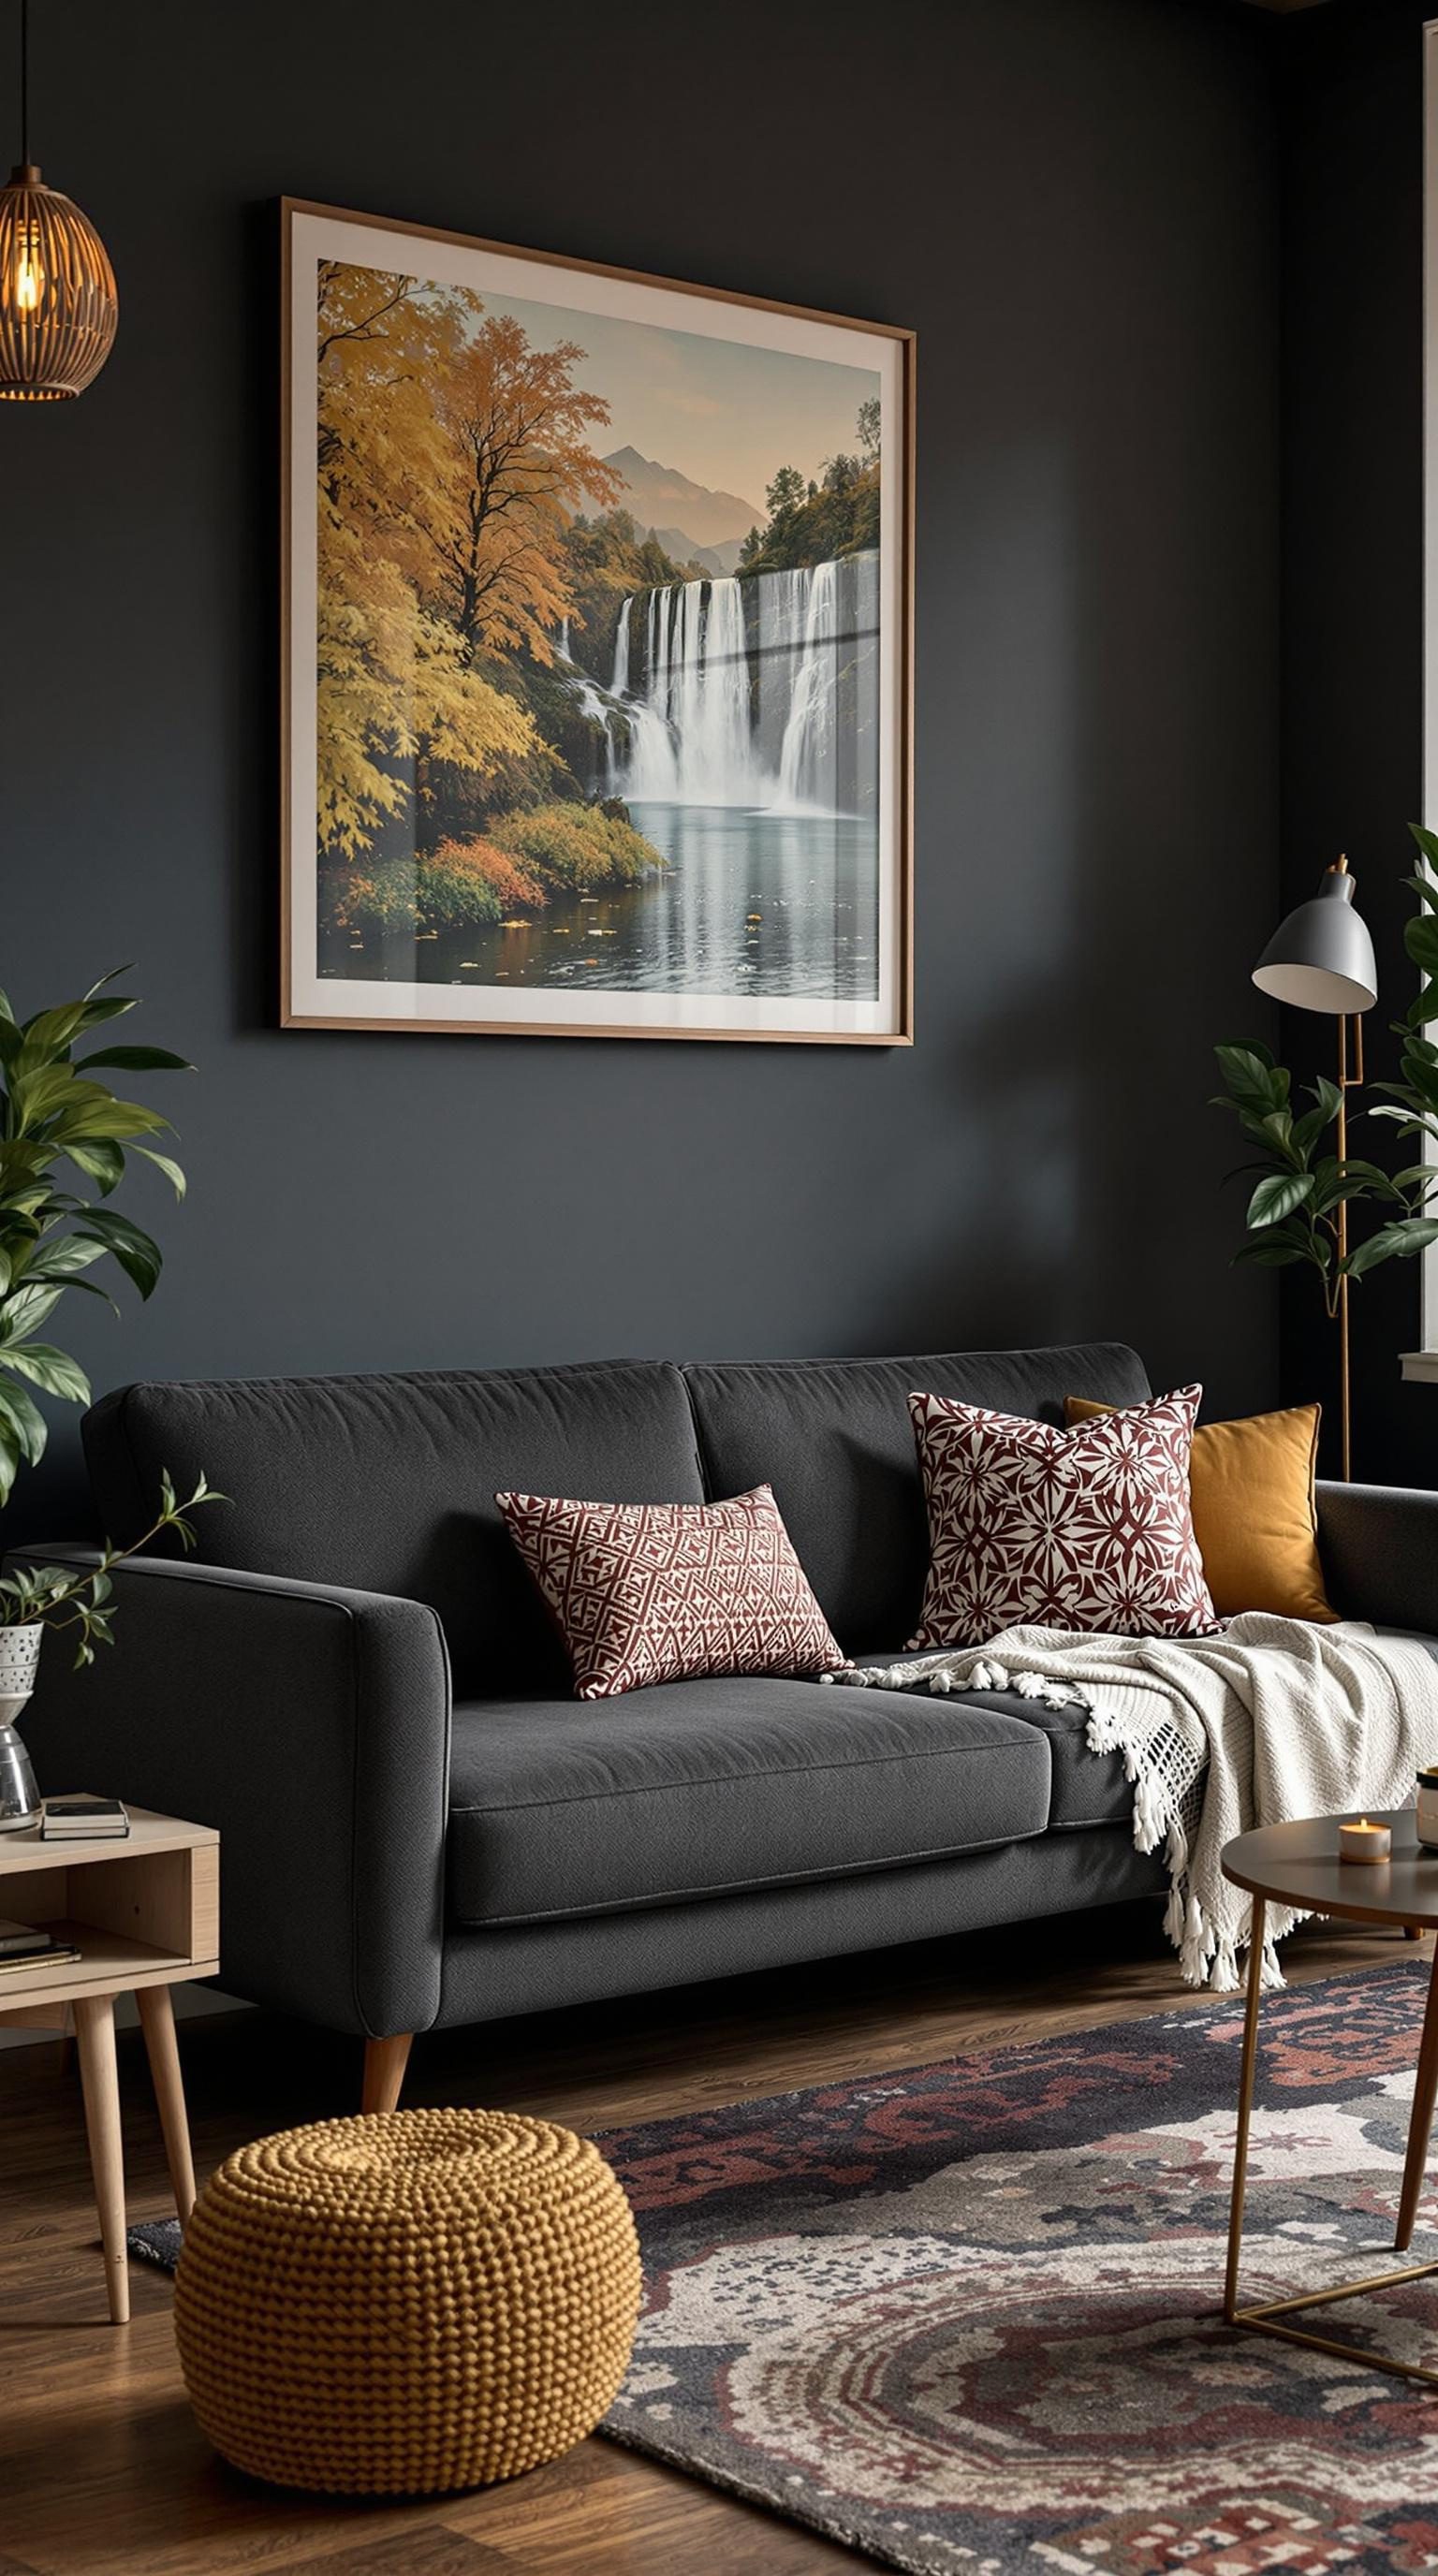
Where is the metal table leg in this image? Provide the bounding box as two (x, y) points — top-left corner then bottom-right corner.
(1225, 1891), (1438, 2386)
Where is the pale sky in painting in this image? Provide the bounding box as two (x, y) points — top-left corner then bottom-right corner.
(442, 284), (880, 515)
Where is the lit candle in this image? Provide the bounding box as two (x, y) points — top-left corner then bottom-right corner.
(1339, 1817), (1392, 1864)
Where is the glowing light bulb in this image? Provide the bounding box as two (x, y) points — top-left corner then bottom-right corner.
(13, 250), (40, 311)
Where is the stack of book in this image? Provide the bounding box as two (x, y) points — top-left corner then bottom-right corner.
(0, 1918), (82, 1975)
(40, 1794), (129, 1842)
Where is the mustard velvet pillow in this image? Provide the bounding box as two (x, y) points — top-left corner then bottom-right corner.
(1064, 1397), (1336, 1624)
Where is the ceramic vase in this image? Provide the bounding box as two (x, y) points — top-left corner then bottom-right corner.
(0, 1624), (43, 1832)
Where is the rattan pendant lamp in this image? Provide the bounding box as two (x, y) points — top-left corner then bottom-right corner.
(0, 0), (115, 401)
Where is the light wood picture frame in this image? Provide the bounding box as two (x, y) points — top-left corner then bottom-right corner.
(282, 198), (915, 1044)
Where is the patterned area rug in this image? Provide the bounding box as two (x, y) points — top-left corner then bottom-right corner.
(131, 1962), (1438, 2572)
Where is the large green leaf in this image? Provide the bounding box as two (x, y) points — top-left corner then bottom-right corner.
(0, 1420), (21, 1509)
(75, 1045), (192, 1075)
(0, 1283), (63, 1343)
(1260, 1108), (1297, 1158)
(0, 1140), (49, 1191)
(0, 1342), (91, 1401)
(14, 1001), (99, 1069)
(132, 1145), (186, 1199)
(1216, 1045), (1287, 1114)
(1339, 1157), (1405, 1192)
(1410, 823), (1438, 874)
(1307, 1158), (1404, 1218)
(1369, 1103), (1434, 1131)
(47, 1093), (169, 1145)
(65, 1139), (125, 1196)
(0, 1378), (47, 1463)
(1406, 915), (1438, 974)
(1292, 1083), (1342, 1154)
(1234, 1239), (1314, 1268)
(7, 1061), (77, 1131)
(25, 1236), (107, 1281)
(1398, 1050), (1438, 1111)
(74, 1209), (162, 1298)
(10, 991), (135, 1075)
(1344, 1219), (1438, 1278)
(24, 1273), (115, 1312)
(73, 994), (136, 1031)
(1248, 1171), (1314, 1228)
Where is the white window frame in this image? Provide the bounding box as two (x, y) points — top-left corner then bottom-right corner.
(1401, 19), (1438, 1380)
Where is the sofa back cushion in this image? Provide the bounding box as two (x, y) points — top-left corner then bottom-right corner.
(681, 1343), (1151, 1651)
(83, 1362), (705, 1697)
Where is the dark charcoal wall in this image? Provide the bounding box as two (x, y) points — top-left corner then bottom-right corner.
(1279, 0), (1437, 1485)
(0, 0), (1281, 1536)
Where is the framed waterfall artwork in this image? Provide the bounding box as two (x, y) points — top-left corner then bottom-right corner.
(281, 198), (914, 1043)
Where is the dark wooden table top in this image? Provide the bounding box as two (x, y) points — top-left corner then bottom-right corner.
(1223, 1809), (1438, 1929)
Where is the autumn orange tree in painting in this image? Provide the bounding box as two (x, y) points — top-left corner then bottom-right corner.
(422, 315), (622, 661)
(314, 261), (662, 932)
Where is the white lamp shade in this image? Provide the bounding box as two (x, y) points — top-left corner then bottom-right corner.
(1252, 870), (1377, 1016)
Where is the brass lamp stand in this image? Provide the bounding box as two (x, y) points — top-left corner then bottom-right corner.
(1253, 855), (1379, 1484)
(1333, 1006), (1364, 1484)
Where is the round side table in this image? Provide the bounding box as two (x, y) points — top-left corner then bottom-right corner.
(1222, 1808), (1438, 2384)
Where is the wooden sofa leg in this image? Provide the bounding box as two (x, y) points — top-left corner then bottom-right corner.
(1405, 1925), (1426, 1942)
(362, 2034), (413, 2115)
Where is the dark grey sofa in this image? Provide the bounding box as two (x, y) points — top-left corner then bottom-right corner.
(17, 1339), (1430, 2109)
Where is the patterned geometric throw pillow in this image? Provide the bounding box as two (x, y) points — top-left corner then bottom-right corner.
(495, 1483), (848, 1701)
(907, 1383), (1216, 1648)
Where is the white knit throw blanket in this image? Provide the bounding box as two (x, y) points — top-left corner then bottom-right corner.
(830, 1615), (1438, 1992)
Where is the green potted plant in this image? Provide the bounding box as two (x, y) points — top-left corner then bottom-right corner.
(1211, 1041), (1438, 1304)
(0, 968), (218, 1828)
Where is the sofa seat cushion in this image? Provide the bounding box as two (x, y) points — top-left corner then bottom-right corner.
(847, 1648), (1134, 1830)
(446, 1678), (1053, 1926)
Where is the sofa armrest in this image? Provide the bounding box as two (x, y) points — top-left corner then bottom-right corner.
(1316, 1482), (1438, 1634)
(9, 1549), (451, 2039)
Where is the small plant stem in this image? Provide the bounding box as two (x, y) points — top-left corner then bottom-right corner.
(9, 1499), (194, 1628)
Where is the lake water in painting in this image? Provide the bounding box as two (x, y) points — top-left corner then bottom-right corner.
(321, 801), (878, 1000)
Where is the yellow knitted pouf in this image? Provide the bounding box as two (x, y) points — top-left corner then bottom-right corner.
(173, 2108), (642, 2495)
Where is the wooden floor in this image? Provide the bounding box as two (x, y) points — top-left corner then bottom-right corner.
(1, 1898), (1430, 2575)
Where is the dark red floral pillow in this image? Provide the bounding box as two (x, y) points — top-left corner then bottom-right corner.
(908, 1383), (1216, 1647)
(496, 1483), (848, 1701)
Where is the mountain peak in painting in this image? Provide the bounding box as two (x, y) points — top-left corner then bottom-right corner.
(602, 446), (762, 551)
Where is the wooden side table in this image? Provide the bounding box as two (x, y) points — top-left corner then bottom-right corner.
(0, 1807), (219, 2323)
(1222, 1808), (1438, 2385)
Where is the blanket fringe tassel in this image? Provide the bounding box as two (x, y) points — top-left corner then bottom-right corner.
(1085, 1699), (1294, 1994)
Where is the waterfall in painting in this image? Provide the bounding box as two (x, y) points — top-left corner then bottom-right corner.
(605, 553), (877, 821)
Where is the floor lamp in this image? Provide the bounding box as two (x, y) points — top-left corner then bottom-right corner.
(1251, 856), (1378, 1482)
